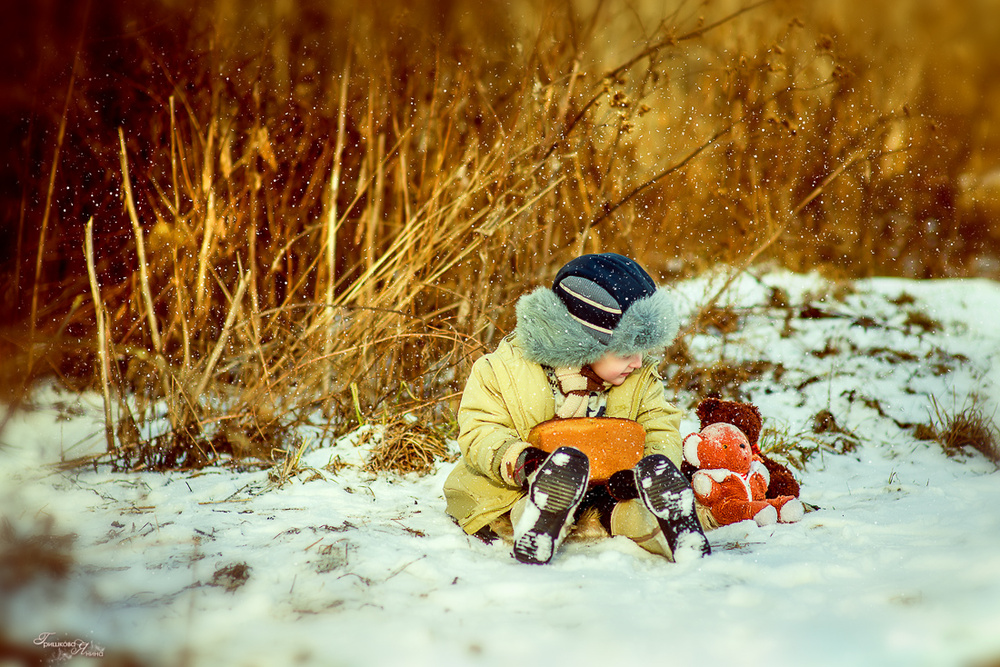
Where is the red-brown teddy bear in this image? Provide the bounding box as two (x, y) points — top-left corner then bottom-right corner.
(682, 422), (804, 527)
(694, 398), (800, 499)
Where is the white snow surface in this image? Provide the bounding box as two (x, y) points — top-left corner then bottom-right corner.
(2, 270), (1000, 667)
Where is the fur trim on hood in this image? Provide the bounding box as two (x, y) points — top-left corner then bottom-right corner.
(514, 286), (679, 368)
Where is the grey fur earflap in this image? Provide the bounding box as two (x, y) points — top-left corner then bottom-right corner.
(515, 286), (679, 368)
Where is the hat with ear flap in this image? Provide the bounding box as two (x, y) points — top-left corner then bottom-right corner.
(515, 253), (680, 368)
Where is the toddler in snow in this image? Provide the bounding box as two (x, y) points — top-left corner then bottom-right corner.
(443, 253), (714, 564)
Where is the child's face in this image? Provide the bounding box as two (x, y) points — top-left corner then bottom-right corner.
(590, 352), (643, 386)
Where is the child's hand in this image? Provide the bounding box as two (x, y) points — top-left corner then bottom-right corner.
(513, 447), (549, 487)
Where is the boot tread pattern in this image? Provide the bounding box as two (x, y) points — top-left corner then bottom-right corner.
(634, 454), (711, 561)
(513, 447), (589, 564)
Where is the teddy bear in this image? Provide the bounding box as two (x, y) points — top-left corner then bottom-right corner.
(693, 397), (801, 499)
(682, 422), (804, 527)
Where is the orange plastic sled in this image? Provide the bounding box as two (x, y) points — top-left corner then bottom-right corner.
(527, 417), (645, 483)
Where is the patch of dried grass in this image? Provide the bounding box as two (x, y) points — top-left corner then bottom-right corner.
(929, 396), (1000, 464)
(363, 418), (455, 477)
(810, 408), (860, 453)
(759, 426), (819, 471)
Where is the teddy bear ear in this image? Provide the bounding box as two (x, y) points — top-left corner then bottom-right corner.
(682, 433), (702, 467)
(695, 398), (721, 425)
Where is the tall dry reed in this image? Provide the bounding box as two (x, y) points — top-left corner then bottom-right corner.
(2, 0), (997, 467)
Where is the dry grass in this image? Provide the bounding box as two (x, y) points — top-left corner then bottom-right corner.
(759, 426), (818, 471)
(751, 410), (860, 468)
(363, 418), (455, 476)
(2, 0), (999, 469)
(929, 396), (1000, 464)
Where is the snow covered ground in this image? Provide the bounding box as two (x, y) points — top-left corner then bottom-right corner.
(2, 269), (1000, 667)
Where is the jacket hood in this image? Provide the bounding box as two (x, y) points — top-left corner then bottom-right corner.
(514, 285), (680, 368)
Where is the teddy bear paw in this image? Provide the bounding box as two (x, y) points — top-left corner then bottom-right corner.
(778, 498), (804, 523)
(754, 504), (778, 526)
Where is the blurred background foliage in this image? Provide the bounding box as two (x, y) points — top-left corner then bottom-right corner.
(1, 0), (997, 466)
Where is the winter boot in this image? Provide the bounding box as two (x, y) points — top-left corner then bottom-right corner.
(634, 454), (711, 562)
(513, 446), (590, 564)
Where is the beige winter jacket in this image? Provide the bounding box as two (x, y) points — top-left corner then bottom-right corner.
(443, 335), (684, 534)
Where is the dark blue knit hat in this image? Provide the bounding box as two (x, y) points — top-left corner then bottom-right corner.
(514, 253), (680, 367)
(553, 253), (657, 344)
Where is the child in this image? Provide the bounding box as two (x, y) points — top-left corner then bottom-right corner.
(443, 253), (715, 564)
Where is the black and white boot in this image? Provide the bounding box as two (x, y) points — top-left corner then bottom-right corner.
(513, 446), (590, 565)
(634, 454), (711, 562)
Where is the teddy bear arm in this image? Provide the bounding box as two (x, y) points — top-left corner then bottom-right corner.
(691, 472), (724, 504)
(692, 470), (743, 505)
(748, 472), (769, 500)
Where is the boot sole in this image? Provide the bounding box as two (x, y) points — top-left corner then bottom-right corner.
(513, 447), (590, 564)
(634, 454), (711, 560)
